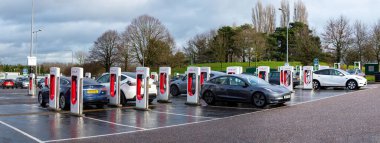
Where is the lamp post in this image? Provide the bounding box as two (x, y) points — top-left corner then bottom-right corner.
(279, 8), (289, 66)
(33, 29), (41, 75)
(29, 0), (35, 75)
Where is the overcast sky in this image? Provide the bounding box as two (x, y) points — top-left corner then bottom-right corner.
(1, 0), (379, 65)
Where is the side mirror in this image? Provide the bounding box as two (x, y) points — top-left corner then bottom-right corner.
(339, 73), (344, 76)
(242, 83), (249, 88)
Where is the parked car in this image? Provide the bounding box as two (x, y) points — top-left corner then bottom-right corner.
(170, 71), (226, 96)
(2, 79), (15, 89)
(347, 69), (366, 77)
(268, 71), (300, 88)
(200, 74), (291, 108)
(96, 72), (157, 106)
(38, 77), (109, 109)
(15, 77), (29, 89)
(313, 68), (367, 90)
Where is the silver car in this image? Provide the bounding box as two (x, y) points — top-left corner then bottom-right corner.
(170, 71), (226, 96)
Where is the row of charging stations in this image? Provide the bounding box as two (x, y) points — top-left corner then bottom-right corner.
(185, 67), (212, 105)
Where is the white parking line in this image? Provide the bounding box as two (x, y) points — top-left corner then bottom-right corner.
(42, 86), (380, 142)
(0, 121), (43, 143)
(151, 111), (218, 119)
(83, 117), (146, 130)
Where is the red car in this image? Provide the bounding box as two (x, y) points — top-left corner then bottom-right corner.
(2, 79), (15, 89)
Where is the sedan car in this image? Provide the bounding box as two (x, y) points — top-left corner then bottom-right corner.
(15, 77), (29, 89)
(201, 74), (291, 108)
(2, 79), (15, 89)
(97, 72), (157, 106)
(38, 77), (109, 109)
(268, 71), (300, 88)
(170, 71), (226, 96)
(313, 68), (367, 90)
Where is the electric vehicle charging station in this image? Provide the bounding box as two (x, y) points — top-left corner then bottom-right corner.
(135, 67), (150, 110)
(150, 72), (158, 83)
(280, 66), (294, 91)
(49, 67), (60, 111)
(157, 67), (171, 103)
(109, 67), (121, 107)
(200, 67), (211, 86)
(302, 66), (313, 89)
(354, 61), (361, 70)
(226, 66), (243, 74)
(44, 74), (50, 88)
(70, 67), (84, 116)
(85, 72), (91, 78)
(28, 73), (35, 96)
(334, 63), (341, 69)
(257, 66), (270, 82)
(186, 67), (201, 105)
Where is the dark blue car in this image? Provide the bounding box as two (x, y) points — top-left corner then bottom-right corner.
(38, 77), (109, 109)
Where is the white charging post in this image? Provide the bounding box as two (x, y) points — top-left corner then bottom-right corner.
(280, 66), (294, 91)
(354, 61), (361, 70)
(186, 67), (201, 105)
(70, 67), (84, 116)
(226, 66), (243, 74)
(28, 73), (35, 96)
(109, 67), (121, 107)
(334, 63), (341, 69)
(150, 72), (158, 84)
(200, 67), (211, 86)
(85, 72), (91, 78)
(257, 66), (270, 82)
(135, 67), (150, 110)
(49, 67), (60, 111)
(302, 66), (313, 89)
(158, 67), (171, 103)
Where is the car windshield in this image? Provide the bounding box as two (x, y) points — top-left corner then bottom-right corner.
(123, 72), (136, 78)
(244, 75), (270, 86)
(347, 69), (355, 74)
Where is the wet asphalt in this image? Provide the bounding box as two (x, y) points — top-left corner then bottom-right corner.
(0, 85), (378, 143)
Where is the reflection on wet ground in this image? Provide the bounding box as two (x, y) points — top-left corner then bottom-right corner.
(0, 84), (376, 142)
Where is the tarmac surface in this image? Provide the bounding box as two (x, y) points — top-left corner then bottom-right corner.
(0, 85), (378, 143)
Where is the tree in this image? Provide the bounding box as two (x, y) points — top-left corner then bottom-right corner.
(353, 20), (368, 65)
(322, 15), (352, 63)
(89, 30), (120, 72)
(74, 50), (87, 65)
(123, 15), (174, 67)
(292, 22), (321, 65)
(293, 0), (308, 24)
(371, 20), (380, 66)
(252, 1), (276, 33)
(280, 0), (290, 28)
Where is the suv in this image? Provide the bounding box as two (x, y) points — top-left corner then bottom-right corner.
(313, 68), (367, 90)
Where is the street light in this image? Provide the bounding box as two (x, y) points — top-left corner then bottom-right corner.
(279, 8), (289, 66)
(33, 29), (42, 75)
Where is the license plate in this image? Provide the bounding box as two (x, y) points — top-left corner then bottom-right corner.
(87, 90), (99, 94)
(284, 95), (291, 99)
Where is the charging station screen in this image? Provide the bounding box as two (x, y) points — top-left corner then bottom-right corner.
(50, 75), (55, 100)
(187, 73), (194, 96)
(110, 74), (115, 97)
(71, 76), (77, 104)
(160, 73), (166, 94)
(136, 74), (143, 100)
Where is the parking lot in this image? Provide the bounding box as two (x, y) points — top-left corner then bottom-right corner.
(0, 84), (378, 143)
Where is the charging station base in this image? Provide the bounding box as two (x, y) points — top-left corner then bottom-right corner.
(108, 104), (122, 108)
(47, 107), (61, 112)
(185, 102), (201, 106)
(134, 107), (150, 111)
(157, 100), (172, 103)
(69, 113), (84, 117)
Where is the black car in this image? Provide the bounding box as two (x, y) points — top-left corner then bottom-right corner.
(38, 77), (109, 109)
(201, 74), (291, 108)
(269, 71), (300, 88)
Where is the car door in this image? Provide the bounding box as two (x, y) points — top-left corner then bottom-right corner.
(314, 69), (332, 86)
(211, 76), (230, 100)
(225, 76), (251, 102)
(330, 69), (348, 86)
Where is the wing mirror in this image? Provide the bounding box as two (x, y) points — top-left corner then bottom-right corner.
(242, 83), (249, 88)
(339, 73), (344, 76)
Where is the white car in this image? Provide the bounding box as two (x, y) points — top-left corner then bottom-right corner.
(96, 72), (157, 105)
(313, 68), (367, 90)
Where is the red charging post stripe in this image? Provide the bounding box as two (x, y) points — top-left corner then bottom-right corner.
(110, 74), (115, 97)
(160, 73), (166, 94)
(49, 75), (55, 100)
(29, 77), (32, 90)
(136, 75), (143, 100)
(187, 74), (193, 96)
(71, 76), (77, 104)
(200, 72), (205, 85)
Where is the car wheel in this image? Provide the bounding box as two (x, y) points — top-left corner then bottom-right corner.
(59, 95), (68, 110)
(120, 91), (128, 106)
(252, 92), (267, 108)
(203, 91), (216, 105)
(312, 80), (320, 90)
(96, 104), (104, 108)
(170, 85), (180, 96)
(346, 80), (358, 90)
(38, 92), (47, 107)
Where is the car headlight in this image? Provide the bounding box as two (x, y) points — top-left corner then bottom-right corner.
(355, 77), (364, 81)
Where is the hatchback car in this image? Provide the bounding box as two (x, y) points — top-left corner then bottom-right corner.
(313, 68), (367, 90)
(38, 77), (109, 109)
(15, 77), (29, 89)
(97, 72), (157, 106)
(2, 79), (15, 89)
(201, 74), (291, 108)
(170, 71), (226, 96)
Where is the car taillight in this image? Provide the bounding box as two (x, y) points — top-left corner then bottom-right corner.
(101, 87), (107, 91)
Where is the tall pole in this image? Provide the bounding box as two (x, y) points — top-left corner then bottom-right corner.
(30, 0), (34, 74)
(279, 8), (290, 66)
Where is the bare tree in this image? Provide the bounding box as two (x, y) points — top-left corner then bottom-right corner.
(89, 30), (120, 72)
(74, 50), (87, 65)
(252, 1), (276, 33)
(123, 15), (173, 66)
(118, 40), (132, 71)
(353, 20), (368, 65)
(372, 20), (380, 66)
(280, 0), (290, 27)
(264, 4), (276, 33)
(322, 15), (352, 63)
(293, 0), (308, 24)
